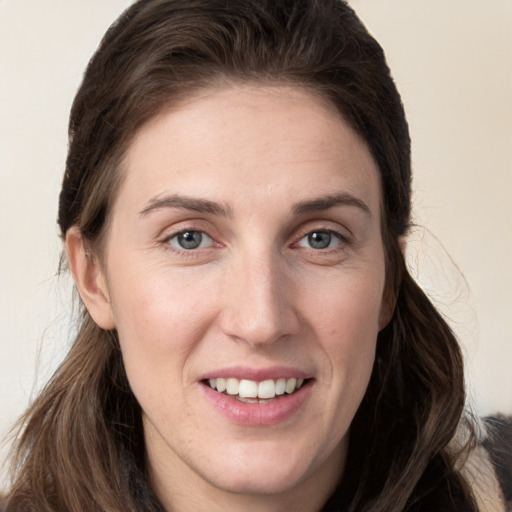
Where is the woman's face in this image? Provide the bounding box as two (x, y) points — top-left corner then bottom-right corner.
(98, 85), (388, 505)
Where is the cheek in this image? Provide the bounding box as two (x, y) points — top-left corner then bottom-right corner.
(303, 265), (384, 407)
(323, 294), (379, 399)
(108, 268), (215, 388)
(307, 264), (385, 344)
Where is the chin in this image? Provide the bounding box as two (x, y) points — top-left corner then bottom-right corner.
(197, 437), (339, 497)
(205, 462), (309, 496)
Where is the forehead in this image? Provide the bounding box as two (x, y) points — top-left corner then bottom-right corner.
(117, 84), (381, 214)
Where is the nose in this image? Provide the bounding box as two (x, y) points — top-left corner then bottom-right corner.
(219, 249), (300, 347)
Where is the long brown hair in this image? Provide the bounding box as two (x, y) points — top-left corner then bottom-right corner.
(5, 1), (476, 510)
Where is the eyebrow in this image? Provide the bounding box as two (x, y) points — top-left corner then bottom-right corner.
(138, 191), (371, 219)
(292, 193), (372, 217)
(138, 194), (233, 218)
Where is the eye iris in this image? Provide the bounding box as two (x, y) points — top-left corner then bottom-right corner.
(308, 231), (331, 249)
(177, 231), (203, 249)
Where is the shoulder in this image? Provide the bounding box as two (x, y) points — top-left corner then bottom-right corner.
(481, 415), (512, 511)
(459, 414), (511, 512)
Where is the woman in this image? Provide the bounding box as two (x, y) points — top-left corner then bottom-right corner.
(1, 0), (496, 510)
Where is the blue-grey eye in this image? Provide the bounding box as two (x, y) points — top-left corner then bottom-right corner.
(298, 230), (341, 249)
(170, 230), (211, 250)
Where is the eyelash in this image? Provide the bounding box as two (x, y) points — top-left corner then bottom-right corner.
(160, 226), (351, 257)
(294, 229), (349, 252)
(161, 229), (218, 257)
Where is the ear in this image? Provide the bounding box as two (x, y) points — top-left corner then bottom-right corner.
(378, 235), (407, 330)
(398, 235), (407, 257)
(65, 226), (115, 330)
(378, 291), (395, 331)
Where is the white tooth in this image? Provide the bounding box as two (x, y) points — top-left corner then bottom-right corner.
(239, 379), (258, 398)
(258, 379), (276, 399)
(216, 377), (226, 393)
(209, 378), (217, 389)
(275, 378), (286, 395)
(238, 396), (259, 404)
(226, 378), (240, 395)
(296, 378), (304, 389)
(285, 378), (297, 394)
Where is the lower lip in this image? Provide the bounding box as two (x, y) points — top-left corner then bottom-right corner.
(201, 382), (312, 426)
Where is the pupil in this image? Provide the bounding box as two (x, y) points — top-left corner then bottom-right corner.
(178, 231), (202, 249)
(309, 232), (331, 249)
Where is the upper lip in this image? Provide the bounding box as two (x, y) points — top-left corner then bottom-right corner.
(198, 365), (313, 382)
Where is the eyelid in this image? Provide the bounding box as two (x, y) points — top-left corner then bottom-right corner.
(158, 221), (223, 257)
(295, 229), (344, 249)
(291, 222), (352, 244)
(166, 230), (214, 250)
(156, 215), (219, 239)
(288, 223), (354, 264)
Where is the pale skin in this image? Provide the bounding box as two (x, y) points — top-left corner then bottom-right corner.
(66, 85), (391, 511)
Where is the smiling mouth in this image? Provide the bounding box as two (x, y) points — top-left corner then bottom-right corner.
(204, 377), (309, 403)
